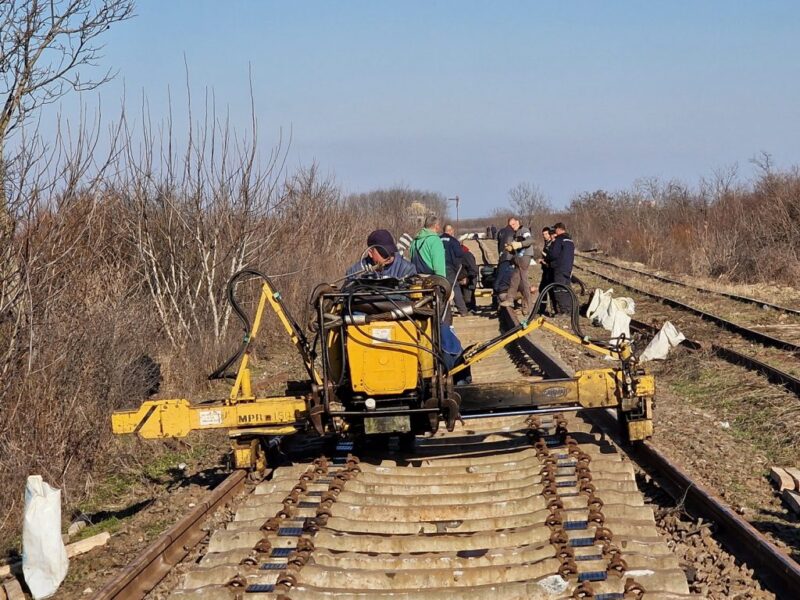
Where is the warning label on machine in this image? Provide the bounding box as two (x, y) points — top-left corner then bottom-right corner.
(199, 410), (223, 427)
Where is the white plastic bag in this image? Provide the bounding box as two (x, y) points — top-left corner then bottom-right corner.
(586, 289), (612, 323)
(587, 288), (635, 341)
(639, 321), (686, 362)
(22, 475), (69, 599)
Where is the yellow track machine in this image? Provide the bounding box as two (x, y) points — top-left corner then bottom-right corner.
(112, 266), (654, 469)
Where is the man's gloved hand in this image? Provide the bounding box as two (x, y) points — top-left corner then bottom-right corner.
(504, 243), (514, 252)
(510, 241), (523, 250)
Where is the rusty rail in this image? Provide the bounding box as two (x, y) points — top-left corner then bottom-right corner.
(578, 252), (800, 317)
(628, 317), (800, 397)
(573, 260), (800, 396)
(94, 469), (247, 600)
(575, 263), (800, 353)
(501, 306), (800, 599)
(592, 408), (800, 600)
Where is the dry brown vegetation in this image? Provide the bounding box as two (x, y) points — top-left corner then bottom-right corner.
(465, 164), (800, 287)
(567, 159), (800, 284)
(0, 102), (444, 546)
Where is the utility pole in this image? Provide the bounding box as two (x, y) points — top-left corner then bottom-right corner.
(448, 196), (460, 229)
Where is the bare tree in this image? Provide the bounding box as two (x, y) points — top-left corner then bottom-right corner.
(0, 0), (133, 225)
(0, 0), (134, 146)
(0, 1), (133, 380)
(508, 182), (551, 227)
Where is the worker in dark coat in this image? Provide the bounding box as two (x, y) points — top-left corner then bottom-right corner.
(459, 243), (479, 312)
(544, 222), (575, 314)
(535, 227), (555, 314)
(346, 229), (416, 280)
(440, 224), (470, 316)
(493, 221), (515, 307)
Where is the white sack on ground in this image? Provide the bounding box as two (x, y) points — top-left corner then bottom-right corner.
(639, 321), (686, 362)
(586, 289), (613, 323)
(23, 475), (69, 599)
(587, 288), (635, 341)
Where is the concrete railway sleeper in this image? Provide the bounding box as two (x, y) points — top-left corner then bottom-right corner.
(167, 413), (692, 599)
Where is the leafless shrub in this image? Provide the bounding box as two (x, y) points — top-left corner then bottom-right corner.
(346, 187), (448, 233)
(566, 164), (800, 284)
(508, 182), (551, 227)
(0, 99), (437, 545)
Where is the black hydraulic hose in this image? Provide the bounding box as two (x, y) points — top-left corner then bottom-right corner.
(208, 270), (253, 380)
(527, 282), (587, 340)
(527, 282), (624, 352)
(209, 268), (314, 381)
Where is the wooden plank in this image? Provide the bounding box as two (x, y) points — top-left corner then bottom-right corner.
(66, 532), (110, 558)
(0, 561), (19, 579)
(0, 532), (110, 578)
(782, 489), (800, 514)
(784, 467), (800, 490)
(770, 466), (794, 491)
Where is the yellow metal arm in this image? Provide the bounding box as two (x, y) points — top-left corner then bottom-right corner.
(261, 282), (322, 387)
(230, 280), (322, 404)
(451, 316), (631, 377)
(111, 396), (307, 439)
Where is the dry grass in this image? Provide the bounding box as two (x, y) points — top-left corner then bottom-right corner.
(654, 351), (800, 466)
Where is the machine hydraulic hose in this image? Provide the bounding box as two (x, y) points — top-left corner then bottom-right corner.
(209, 269), (317, 382)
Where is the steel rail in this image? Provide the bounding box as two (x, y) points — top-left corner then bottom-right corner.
(591, 408), (800, 600)
(575, 263), (800, 353)
(499, 306), (800, 599)
(93, 469), (247, 600)
(578, 252), (800, 317)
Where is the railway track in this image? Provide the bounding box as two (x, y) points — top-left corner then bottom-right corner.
(573, 258), (800, 395)
(90, 300), (800, 599)
(577, 253), (800, 318)
(574, 255), (800, 353)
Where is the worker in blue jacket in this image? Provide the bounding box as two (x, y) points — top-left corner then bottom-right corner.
(346, 229), (417, 280)
(543, 222), (575, 314)
(440, 224), (470, 316)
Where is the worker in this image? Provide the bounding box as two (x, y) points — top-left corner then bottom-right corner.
(534, 227), (555, 314)
(545, 222), (575, 314)
(346, 229), (416, 280)
(440, 224), (470, 316)
(409, 214), (446, 277)
(459, 242), (479, 312)
(493, 220), (515, 309)
(490, 224), (497, 240)
(501, 217), (534, 314)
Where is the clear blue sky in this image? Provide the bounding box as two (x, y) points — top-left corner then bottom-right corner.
(59, 1), (800, 216)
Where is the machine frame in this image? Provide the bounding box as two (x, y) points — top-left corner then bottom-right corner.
(112, 269), (654, 469)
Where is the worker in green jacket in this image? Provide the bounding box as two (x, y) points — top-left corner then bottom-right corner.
(409, 215), (447, 277)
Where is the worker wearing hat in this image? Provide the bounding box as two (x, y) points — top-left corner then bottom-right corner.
(345, 229), (417, 280)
